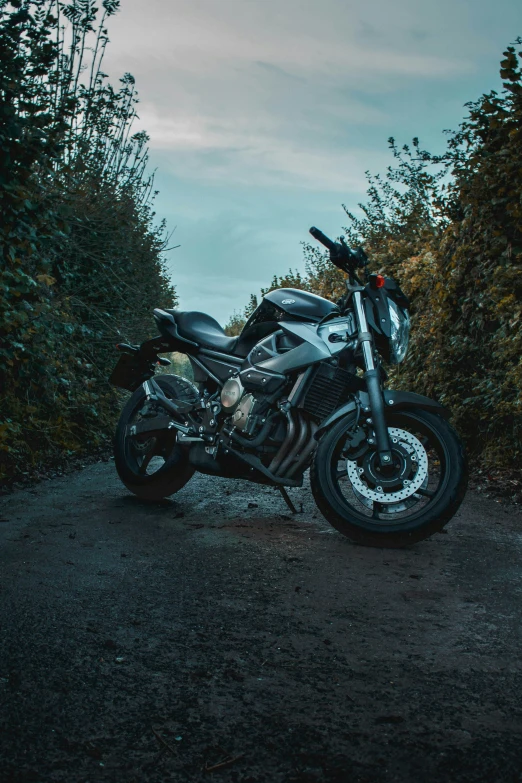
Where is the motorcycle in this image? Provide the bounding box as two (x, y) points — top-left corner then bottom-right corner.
(109, 227), (467, 547)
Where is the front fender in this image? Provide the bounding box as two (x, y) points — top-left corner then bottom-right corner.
(383, 390), (449, 418)
(314, 389), (449, 440)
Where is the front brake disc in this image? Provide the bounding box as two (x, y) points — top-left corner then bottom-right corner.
(346, 427), (428, 504)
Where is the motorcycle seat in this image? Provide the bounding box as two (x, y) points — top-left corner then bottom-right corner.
(167, 310), (242, 354)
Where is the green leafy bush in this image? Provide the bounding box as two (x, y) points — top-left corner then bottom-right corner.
(228, 40), (522, 466)
(0, 0), (176, 483)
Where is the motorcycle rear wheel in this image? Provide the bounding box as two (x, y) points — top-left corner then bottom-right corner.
(114, 374), (198, 501)
(310, 408), (467, 548)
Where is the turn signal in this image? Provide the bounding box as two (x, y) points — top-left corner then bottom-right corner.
(370, 274), (386, 289)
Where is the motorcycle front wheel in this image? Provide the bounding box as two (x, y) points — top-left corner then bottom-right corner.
(311, 408), (468, 548)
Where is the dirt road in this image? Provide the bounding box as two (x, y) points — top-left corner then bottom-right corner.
(1, 461), (521, 783)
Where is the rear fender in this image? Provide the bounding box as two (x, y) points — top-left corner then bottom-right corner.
(315, 390), (449, 440)
(109, 336), (176, 392)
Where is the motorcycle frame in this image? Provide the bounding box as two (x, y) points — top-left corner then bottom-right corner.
(112, 272), (449, 487)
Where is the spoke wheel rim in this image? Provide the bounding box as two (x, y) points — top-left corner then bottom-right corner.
(125, 399), (171, 478)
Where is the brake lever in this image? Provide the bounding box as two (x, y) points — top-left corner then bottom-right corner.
(352, 246), (369, 269)
(329, 237), (355, 271)
(338, 238), (369, 270)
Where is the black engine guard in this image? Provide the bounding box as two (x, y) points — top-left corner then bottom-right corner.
(315, 390), (449, 440)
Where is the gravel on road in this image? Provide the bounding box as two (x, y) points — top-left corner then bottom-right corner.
(1, 461), (521, 783)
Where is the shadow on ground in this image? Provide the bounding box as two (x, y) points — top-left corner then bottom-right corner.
(1, 462), (521, 782)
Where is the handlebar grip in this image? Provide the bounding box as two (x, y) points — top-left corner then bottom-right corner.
(309, 226), (337, 252)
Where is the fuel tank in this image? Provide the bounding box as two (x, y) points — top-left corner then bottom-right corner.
(245, 288), (338, 327)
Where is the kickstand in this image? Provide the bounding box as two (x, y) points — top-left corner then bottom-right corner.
(278, 486), (299, 514)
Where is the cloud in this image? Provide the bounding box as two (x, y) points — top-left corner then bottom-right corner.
(133, 101), (393, 191)
(254, 61), (307, 82)
(97, 0), (520, 321)
(106, 0), (473, 81)
(101, 0), (474, 194)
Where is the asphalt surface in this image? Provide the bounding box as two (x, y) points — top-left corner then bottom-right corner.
(1, 461), (521, 783)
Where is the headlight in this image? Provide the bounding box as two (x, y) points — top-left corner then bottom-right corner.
(388, 299), (410, 364)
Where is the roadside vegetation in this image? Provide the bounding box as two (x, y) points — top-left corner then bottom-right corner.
(0, 0), (177, 484)
(226, 40), (522, 468)
(1, 2), (520, 487)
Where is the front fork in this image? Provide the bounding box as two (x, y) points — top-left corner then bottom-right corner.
(352, 290), (393, 468)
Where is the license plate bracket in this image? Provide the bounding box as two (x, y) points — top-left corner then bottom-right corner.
(109, 353), (155, 392)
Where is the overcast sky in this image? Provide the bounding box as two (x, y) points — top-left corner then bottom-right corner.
(102, 0), (521, 325)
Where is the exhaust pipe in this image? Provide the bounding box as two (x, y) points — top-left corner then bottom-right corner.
(286, 421), (318, 478)
(268, 410), (295, 475)
(277, 414), (308, 477)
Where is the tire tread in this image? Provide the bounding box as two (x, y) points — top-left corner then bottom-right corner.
(311, 409), (468, 548)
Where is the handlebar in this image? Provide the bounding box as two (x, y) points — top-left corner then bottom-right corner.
(309, 226), (368, 274)
(309, 226), (337, 253)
